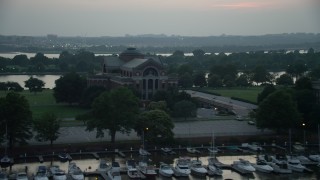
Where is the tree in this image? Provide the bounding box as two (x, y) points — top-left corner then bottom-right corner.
(192, 49), (205, 58)
(24, 77), (45, 94)
(53, 72), (87, 105)
(256, 90), (300, 131)
(178, 64), (193, 76)
(236, 74), (250, 87)
(295, 77), (312, 90)
(178, 73), (193, 88)
(257, 84), (276, 104)
(80, 86), (106, 108)
(173, 100), (197, 121)
(276, 73), (294, 86)
(12, 54), (29, 66)
(135, 110), (174, 145)
(0, 92), (33, 149)
(33, 112), (61, 147)
(85, 87), (140, 145)
(193, 72), (207, 87)
(146, 101), (169, 112)
(251, 66), (272, 84)
(207, 74), (223, 88)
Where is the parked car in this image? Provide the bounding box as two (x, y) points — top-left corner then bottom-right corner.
(236, 115), (244, 121)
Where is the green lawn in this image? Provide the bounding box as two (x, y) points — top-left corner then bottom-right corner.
(0, 89), (89, 119)
(201, 86), (263, 103)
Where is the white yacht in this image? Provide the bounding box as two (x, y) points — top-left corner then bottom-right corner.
(97, 160), (111, 172)
(16, 172), (28, 180)
(207, 157), (223, 176)
(232, 159), (255, 173)
(139, 148), (151, 156)
(137, 161), (157, 178)
(186, 147), (200, 154)
(50, 166), (67, 180)
(189, 160), (207, 176)
(286, 156), (306, 172)
(68, 162), (84, 180)
(0, 171), (8, 180)
(173, 157), (191, 177)
(252, 159), (273, 173)
(271, 154), (287, 165)
(34, 166), (49, 180)
(159, 163), (174, 177)
(126, 159), (145, 179)
(309, 154), (320, 162)
(107, 170), (121, 180)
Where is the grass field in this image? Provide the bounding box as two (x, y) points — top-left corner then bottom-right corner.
(0, 89), (89, 119)
(1, 86), (262, 120)
(200, 86), (263, 103)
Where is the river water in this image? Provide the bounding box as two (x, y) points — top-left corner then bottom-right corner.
(0, 75), (60, 89)
(3, 151), (319, 180)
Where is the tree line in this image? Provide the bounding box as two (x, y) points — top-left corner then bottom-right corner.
(0, 72), (197, 151)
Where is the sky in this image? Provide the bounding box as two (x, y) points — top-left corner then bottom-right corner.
(0, 0), (319, 37)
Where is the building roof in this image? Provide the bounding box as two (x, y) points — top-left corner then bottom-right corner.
(122, 58), (148, 69)
(104, 56), (124, 67)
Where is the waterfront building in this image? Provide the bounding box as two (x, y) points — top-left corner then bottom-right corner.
(87, 48), (178, 100)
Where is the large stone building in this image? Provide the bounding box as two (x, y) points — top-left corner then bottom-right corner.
(87, 48), (178, 100)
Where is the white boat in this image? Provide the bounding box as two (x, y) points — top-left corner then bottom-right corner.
(0, 171), (8, 180)
(0, 155), (11, 168)
(173, 157), (191, 177)
(189, 160), (207, 176)
(97, 160), (111, 172)
(107, 170), (121, 180)
(295, 155), (317, 165)
(309, 154), (320, 162)
(241, 143), (263, 151)
(186, 147), (200, 154)
(271, 154), (287, 165)
(126, 160), (145, 179)
(207, 157), (223, 176)
(16, 172), (28, 180)
(58, 153), (69, 162)
(68, 162), (84, 180)
(252, 159), (273, 173)
(292, 142), (305, 152)
(208, 131), (219, 154)
(232, 158), (255, 173)
(137, 161), (157, 178)
(50, 166), (67, 180)
(111, 161), (121, 173)
(1, 124), (12, 168)
(161, 147), (176, 155)
(286, 156), (306, 172)
(139, 148), (151, 156)
(159, 163), (174, 177)
(34, 166), (49, 180)
(269, 163), (292, 174)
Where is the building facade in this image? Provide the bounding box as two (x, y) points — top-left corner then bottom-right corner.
(87, 48), (178, 100)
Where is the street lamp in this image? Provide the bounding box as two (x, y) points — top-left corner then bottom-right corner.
(142, 127), (148, 150)
(302, 123), (306, 145)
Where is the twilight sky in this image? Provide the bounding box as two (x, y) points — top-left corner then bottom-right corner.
(0, 0), (319, 37)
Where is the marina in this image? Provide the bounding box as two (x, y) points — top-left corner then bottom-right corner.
(1, 144), (320, 180)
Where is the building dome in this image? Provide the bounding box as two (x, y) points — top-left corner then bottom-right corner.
(119, 48), (144, 62)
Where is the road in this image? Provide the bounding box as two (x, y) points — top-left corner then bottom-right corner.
(27, 119), (273, 145)
(184, 90), (258, 117)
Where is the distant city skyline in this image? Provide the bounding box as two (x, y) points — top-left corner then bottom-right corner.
(0, 0), (319, 37)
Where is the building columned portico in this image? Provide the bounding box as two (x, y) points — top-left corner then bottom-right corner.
(87, 48), (178, 100)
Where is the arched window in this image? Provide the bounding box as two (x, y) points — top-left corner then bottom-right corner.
(143, 68), (158, 76)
